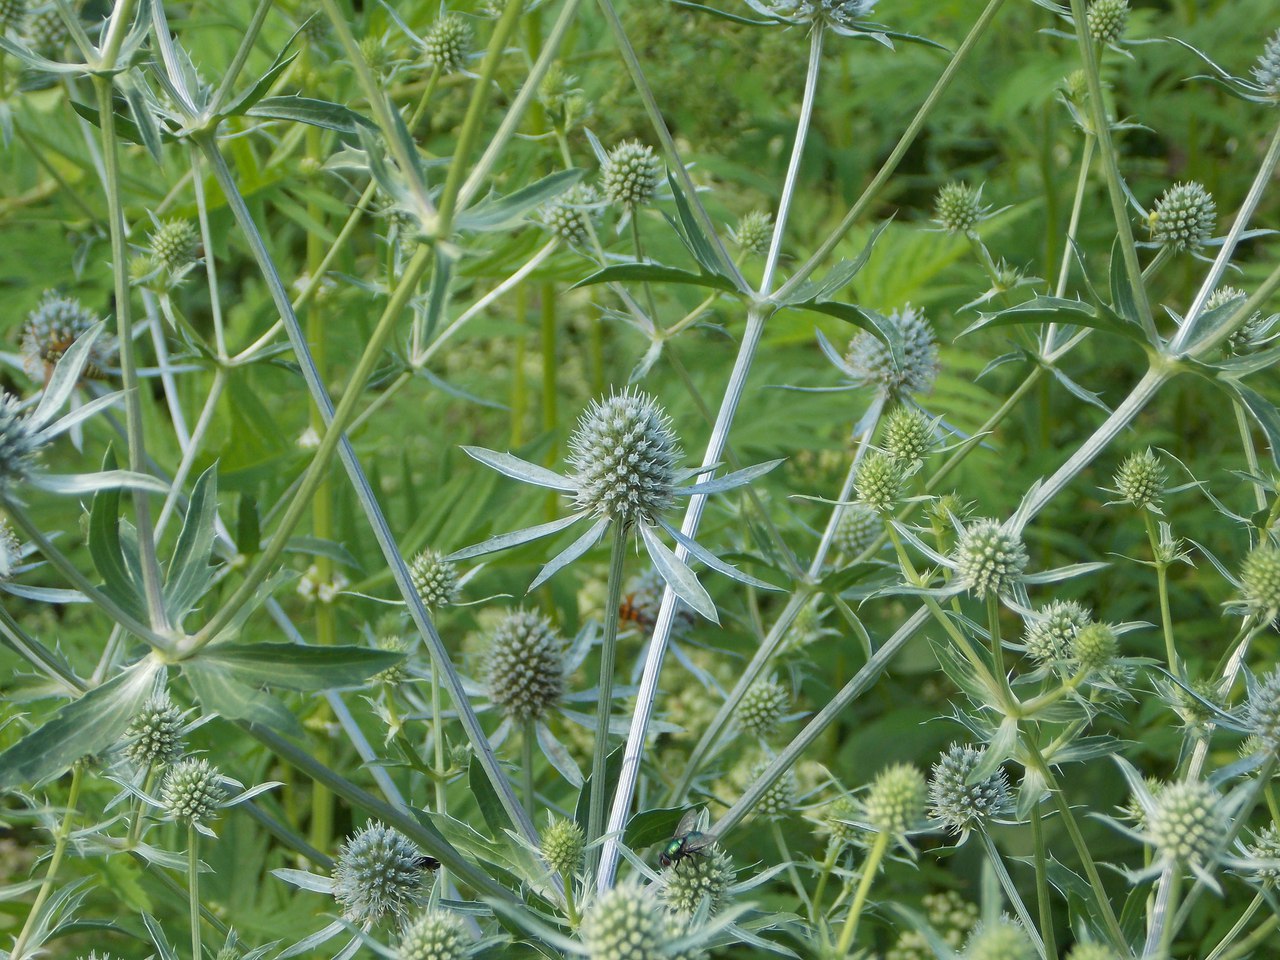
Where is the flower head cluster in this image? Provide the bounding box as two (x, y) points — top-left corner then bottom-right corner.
(150, 219), (200, 274)
(731, 209), (772, 255)
(1086, 0), (1129, 46)
(739, 675), (789, 739)
(853, 450), (904, 514)
(1023, 600), (1092, 665)
(542, 816), (585, 876)
(953, 519), (1028, 599)
(882, 406), (935, 465)
(0, 519), (20, 582)
(1112, 449), (1165, 511)
(542, 183), (598, 246)
(1072, 622), (1118, 673)
(1240, 543), (1280, 613)
(744, 758), (797, 821)
(0, 394), (41, 491)
(621, 566), (695, 640)
(963, 919), (1036, 960)
(125, 692), (186, 767)
(833, 504), (880, 558)
(423, 12), (472, 73)
(161, 758), (226, 825)
(601, 141), (660, 210)
(410, 548), (459, 609)
(928, 743), (1010, 838)
(886, 891), (978, 960)
(1253, 28), (1280, 96)
(333, 821), (426, 924)
(842, 305), (939, 397)
(865, 763), (927, 838)
(1246, 823), (1280, 887)
(1244, 667), (1280, 753)
(485, 610), (565, 723)
(396, 909), (471, 960)
(1148, 181), (1216, 252)
(660, 845), (735, 916)
(22, 290), (115, 380)
(934, 182), (990, 235)
(24, 7), (67, 51)
(580, 880), (665, 960)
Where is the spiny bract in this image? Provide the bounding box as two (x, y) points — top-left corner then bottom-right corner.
(845, 304), (939, 397)
(332, 821), (426, 924)
(567, 389), (681, 526)
(485, 609), (565, 722)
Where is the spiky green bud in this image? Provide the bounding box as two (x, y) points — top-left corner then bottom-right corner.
(739, 675), (789, 739)
(660, 845), (734, 916)
(542, 816), (585, 877)
(865, 763), (926, 836)
(410, 549), (459, 609)
(731, 209), (772, 255)
(1023, 600), (1092, 665)
(953, 520), (1028, 599)
(333, 821), (426, 924)
(485, 610), (565, 723)
(1149, 182), (1216, 252)
(1247, 823), (1280, 887)
(844, 305), (939, 397)
(161, 758), (225, 825)
(1241, 543), (1280, 613)
(928, 743), (1010, 835)
(423, 12), (472, 73)
(542, 183), (597, 246)
(1245, 667), (1280, 753)
(882, 407), (934, 465)
(125, 692), (185, 767)
(833, 504), (880, 558)
(581, 881), (665, 960)
(396, 908), (469, 960)
(1071, 622), (1118, 672)
(1148, 780), (1228, 868)
(934, 182), (989, 235)
(745, 758), (797, 822)
(1113, 449), (1165, 510)
(150, 219), (200, 274)
(853, 450), (904, 514)
(601, 141), (660, 210)
(1086, 0), (1128, 46)
(1252, 28), (1280, 97)
(963, 919), (1035, 960)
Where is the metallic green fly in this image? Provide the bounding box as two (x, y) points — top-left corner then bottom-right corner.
(658, 809), (716, 868)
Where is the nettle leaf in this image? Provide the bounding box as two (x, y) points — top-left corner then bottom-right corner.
(0, 659), (162, 788)
(455, 168), (585, 233)
(571, 261), (740, 294)
(196, 643), (402, 691)
(624, 807), (687, 850)
(244, 96), (375, 137)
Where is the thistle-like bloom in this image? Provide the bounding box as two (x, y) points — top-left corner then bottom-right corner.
(541, 183), (599, 247)
(1110, 448), (1165, 511)
(22, 290), (116, 381)
(1071, 621), (1118, 673)
(161, 758), (227, 826)
(743, 757), (798, 822)
(580, 880), (666, 960)
(821, 304), (939, 399)
(928, 743), (1011, 839)
(738, 674), (789, 739)
(853, 450), (905, 514)
(1022, 600), (1092, 666)
(448, 389), (780, 622)
(887, 891), (978, 960)
(124, 692), (186, 767)
(934, 182), (991, 235)
(952, 519), (1029, 600)
(485, 609), (565, 724)
(397, 908), (473, 960)
(1240, 542), (1280, 614)
(1086, 0), (1128, 46)
(542, 816), (585, 877)
(1148, 181), (1216, 252)
(963, 919), (1036, 960)
(833, 504), (880, 558)
(422, 12), (472, 73)
(410, 548), (459, 609)
(1253, 28), (1280, 97)
(1244, 823), (1280, 887)
(882, 406), (935, 466)
(864, 763), (927, 839)
(333, 821), (426, 924)
(731, 209), (772, 255)
(1243, 666), (1280, 753)
(660, 844), (735, 916)
(601, 140), (660, 210)
(150, 219), (200, 275)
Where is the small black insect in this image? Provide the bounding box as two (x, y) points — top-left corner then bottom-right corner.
(658, 809), (715, 868)
(414, 855), (441, 871)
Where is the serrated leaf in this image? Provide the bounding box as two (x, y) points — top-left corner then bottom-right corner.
(184, 661), (301, 736)
(961, 295), (1146, 344)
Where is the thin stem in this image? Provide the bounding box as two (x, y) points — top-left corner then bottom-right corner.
(1053, 135), (1095, 300)
(188, 823), (202, 960)
(207, 0), (273, 117)
(979, 829), (1047, 959)
(1235, 400), (1269, 514)
(810, 838), (841, 923)
(1144, 510), (1179, 675)
(1206, 894), (1264, 960)
(11, 764), (83, 960)
(771, 821), (812, 916)
(835, 830), (888, 955)
(588, 524), (628, 879)
(1217, 916), (1280, 960)
(523, 720), (537, 822)
(1029, 798), (1057, 960)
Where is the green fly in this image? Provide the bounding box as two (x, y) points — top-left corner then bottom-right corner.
(658, 809), (715, 868)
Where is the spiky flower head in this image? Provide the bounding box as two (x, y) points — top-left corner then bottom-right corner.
(1240, 543), (1280, 613)
(396, 908), (469, 960)
(1067, 945), (1122, 960)
(150, 219), (200, 274)
(1147, 780), (1228, 868)
(0, 518), (20, 582)
(1071, 622), (1118, 673)
(929, 743), (1010, 836)
(1023, 600), (1092, 665)
(853, 450), (904, 514)
(1086, 0), (1129, 46)
(423, 12), (472, 73)
(621, 566), (695, 639)
(1252, 28), (1280, 97)
(125, 692), (185, 767)
(333, 821), (426, 924)
(374, 635), (410, 685)
(298, 12), (328, 46)
(580, 880), (665, 960)
(1245, 667), (1280, 753)
(834, 504), (880, 558)
(1113, 449), (1165, 510)
(22, 290), (115, 380)
(660, 844), (734, 916)
(0, 0), (26, 33)
(1061, 68), (1089, 103)
(24, 7), (67, 50)
(1246, 823), (1280, 887)
(844, 304), (939, 397)
(883, 407), (935, 466)
(542, 183), (598, 246)
(567, 390), (681, 527)
(739, 674), (789, 739)
(731, 209), (772, 255)
(888, 892), (979, 960)
(963, 919), (1035, 960)
(160, 758), (226, 825)
(542, 816), (585, 877)
(934, 182), (989, 235)
(768, 0), (876, 29)
(953, 519), (1028, 599)
(485, 609), (565, 722)
(601, 140), (660, 210)
(865, 763), (926, 837)
(745, 758), (797, 821)
(0, 394), (40, 490)
(661, 913), (709, 960)
(410, 549), (459, 609)
(1149, 182), (1216, 252)
(818, 794), (859, 846)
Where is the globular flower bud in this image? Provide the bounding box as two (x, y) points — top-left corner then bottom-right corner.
(0, 394), (40, 491)
(882, 407), (934, 466)
(819, 794), (859, 846)
(963, 919), (1035, 960)
(423, 12), (472, 74)
(1086, 0), (1128, 46)
(621, 566), (694, 639)
(24, 7), (67, 51)
(359, 34), (393, 77)
(853, 450), (904, 514)
(1253, 28), (1280, 97)
(374, 635), (410, 686)
(834, 504), (880, 558)
(1245, 667), (1280, 753)
(396, 908), (469, 960)
(1071, 622), (1118, 673)
(1062, 69), (1089, 104)
(934, 182), (989, 235)
(1149, 182), (1216, 252)
(580, 881), (665, 960)
(731, 209), (772, 255)
(953, 519), (1028, 599)
(333, 821), (426, 924)
(738, 675), (789, 739)
(568, 390), (681, 526)
(1147, 779), (1228, 868)
(410, 549), (459, 609)
(0, 0), (26, 33)
(660, 845), (734, 917)
(662, 913), (708, 960)
(150, 219), (200, 274)
(1241, 543), (1280, 613)
(601, 141), (660, 210)
(1113, 449), (1165, 510)
(541, 816), (585, 877)
(22, 290), (115, 380)
(865, 763), (926, 836)
(1023, 600), (1092, 665)
(485, 610), (565, 723)
(542, 183), (597, 246)
(928, 743), (1010, 835)
(745, 758), (797, 822)
(160, 758), (226, 825)
(1247, 823), (1280, 887)
(888, 892), (978, 960)
(845, 304), (939, 397)
(125, 692), (185, 767)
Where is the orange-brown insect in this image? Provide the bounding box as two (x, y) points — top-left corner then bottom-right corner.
(618, 593), (652, 629)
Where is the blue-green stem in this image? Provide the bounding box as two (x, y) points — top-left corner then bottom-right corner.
(979, 829), (1047, 959)
(1143, 510), (1179, 676)
(188, 823), (202, 960)
(10, 763), (83, 960)
(1029, 798), (1056, 960)
(835, 830), (888, 955)
(588, 523), (628, 879)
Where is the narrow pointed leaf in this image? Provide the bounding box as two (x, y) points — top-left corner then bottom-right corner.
(445, 512), (585, 562)
(528, 516), (609, 592)
(659, 520), (781, 591)
(459, 446), (576, 492)
(639, 523), (718, 622)
(682, 459), (784, 496)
